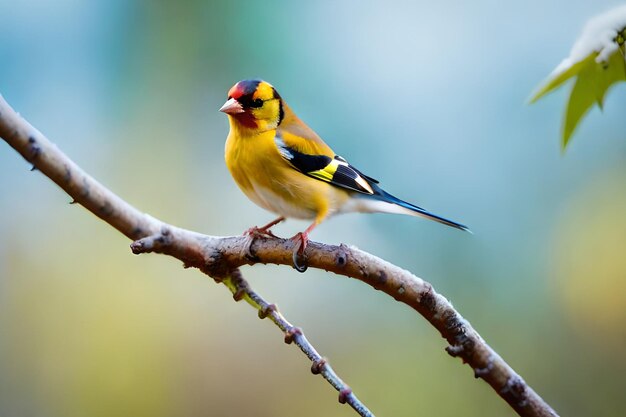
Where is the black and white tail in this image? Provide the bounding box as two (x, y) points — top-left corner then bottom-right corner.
(352, 185), (470, 232)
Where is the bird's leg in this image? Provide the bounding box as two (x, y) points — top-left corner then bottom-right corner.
(244, 216), (285, 238)
(290, 220), (320, 273)
(242, 216), (285, 260)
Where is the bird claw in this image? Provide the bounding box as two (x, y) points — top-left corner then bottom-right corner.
(292, 250), (308, 272)
(291, 232), (309, 273)
(241, 222), (281, 260)
(241, 233), (257, 260)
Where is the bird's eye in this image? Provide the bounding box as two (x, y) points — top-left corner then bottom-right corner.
(250, 98), (263, 108)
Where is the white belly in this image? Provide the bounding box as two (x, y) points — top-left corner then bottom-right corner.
(248, 180), (317, 220)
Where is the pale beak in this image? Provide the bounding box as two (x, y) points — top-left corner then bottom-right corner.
(219, 98), (244, 114)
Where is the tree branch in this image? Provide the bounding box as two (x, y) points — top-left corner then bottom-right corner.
(0, 94), (559, 417)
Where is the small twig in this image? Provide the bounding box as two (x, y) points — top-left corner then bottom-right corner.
(225, 269), (373, 417)
(0, 94), (559, 417)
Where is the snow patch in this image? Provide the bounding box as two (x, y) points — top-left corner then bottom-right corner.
(553, 5), (626, 75)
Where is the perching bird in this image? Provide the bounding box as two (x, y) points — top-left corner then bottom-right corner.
(220, 79), (468, 268)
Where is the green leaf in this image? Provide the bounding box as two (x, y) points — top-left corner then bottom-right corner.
(562, 48), (626, 149)
(562, 61), (598, 149)
(594, 48), (626, 109)
(529, 55), (595, 104)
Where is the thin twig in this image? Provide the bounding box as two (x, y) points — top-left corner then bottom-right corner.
(0, 94), (559, 417)
(222, 269), (373, 416)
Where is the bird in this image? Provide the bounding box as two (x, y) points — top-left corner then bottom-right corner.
(219, 79), (469, 269)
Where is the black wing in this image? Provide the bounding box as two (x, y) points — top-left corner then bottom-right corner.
(275, 137), (377, 195)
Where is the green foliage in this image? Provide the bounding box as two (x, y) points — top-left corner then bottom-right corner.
(531, 30), (626, 150)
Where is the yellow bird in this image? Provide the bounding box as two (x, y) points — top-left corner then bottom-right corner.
(220, 79), (468, 267)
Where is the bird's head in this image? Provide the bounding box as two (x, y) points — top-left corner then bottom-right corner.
(219, 79), (284, 132)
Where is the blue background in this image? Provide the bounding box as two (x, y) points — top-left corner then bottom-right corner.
(1, 1), (625, 416)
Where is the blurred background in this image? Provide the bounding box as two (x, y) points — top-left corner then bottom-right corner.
(1, 1), (625, 416)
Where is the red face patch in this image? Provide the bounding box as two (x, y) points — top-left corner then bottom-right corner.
(228, 84), (244, 100)
(227, 79), (261, 100)
(232, 111), (257, 129)
(226, 80), (263, 128)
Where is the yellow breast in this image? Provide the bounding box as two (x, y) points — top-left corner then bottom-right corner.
(224, 128), (349, 220)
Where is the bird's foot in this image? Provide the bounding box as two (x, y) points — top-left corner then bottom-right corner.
(243, 225), (276, 239)
(290, 231), (309, 273)
(241, 217), (285, 260)
(241, 227), (269, 260)
(243, 216), (285, 239)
